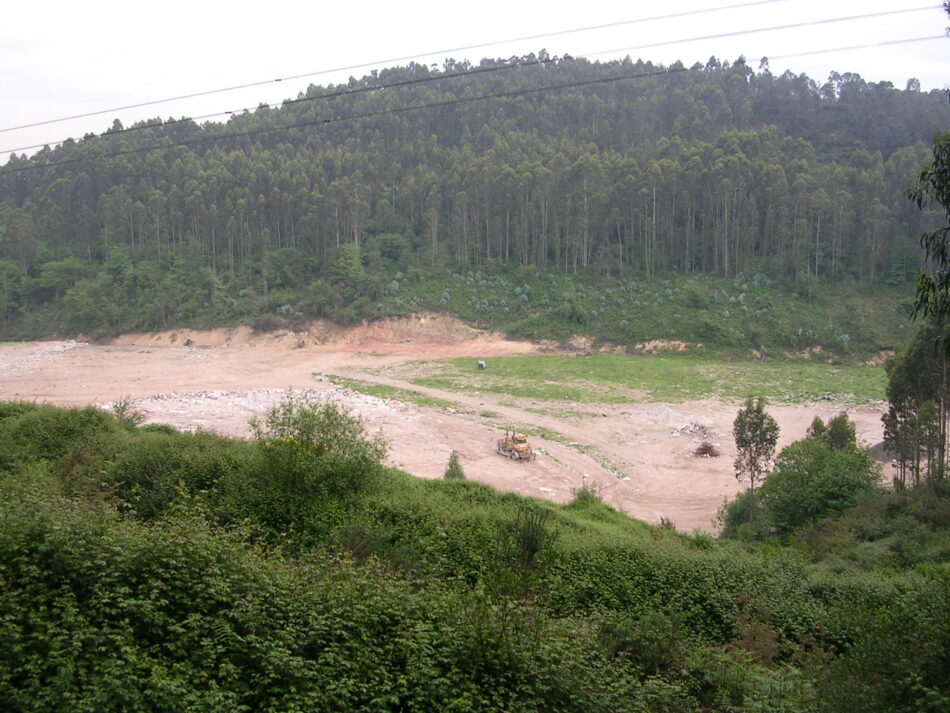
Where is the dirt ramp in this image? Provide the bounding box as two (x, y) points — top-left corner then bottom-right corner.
(111, 326), (254, 348)
(344, 313), (481, 346)
(110, 314), (535, 356)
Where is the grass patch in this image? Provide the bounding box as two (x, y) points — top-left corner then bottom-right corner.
(327, 375), (458, 410)
(387, 353), (886, 405)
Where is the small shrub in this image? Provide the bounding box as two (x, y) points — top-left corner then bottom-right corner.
(598, 611), (689, 675)
(111, 395), (145, 428)
(693, 441), (720, 457)
(824, 412), (857, 451)
(0, 404), (121, 466)
(444, 450), (465, 480)
(570, 481), (603, 506)
(498, 507), (560, 570)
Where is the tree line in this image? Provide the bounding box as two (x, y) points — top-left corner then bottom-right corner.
(0, 54), (946, 335)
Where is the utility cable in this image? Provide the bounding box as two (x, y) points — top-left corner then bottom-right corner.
(4, 23), (945, 178)
(587, 6), (940, 61)
(765, 34), (947, 62)
(0, 0), (794, 134)
(0, 66), (690, 174)
(0, 58), (549, 155)
(2, 5), (943, 157)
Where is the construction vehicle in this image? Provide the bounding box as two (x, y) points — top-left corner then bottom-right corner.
(496, 431), (535, 461)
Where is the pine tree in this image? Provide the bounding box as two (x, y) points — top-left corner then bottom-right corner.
(444, 450), (465, 480)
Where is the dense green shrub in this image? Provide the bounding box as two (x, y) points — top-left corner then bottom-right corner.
(758, 440), (881, 535)
(819, 570), (950, 713)
(225, 395), (387, 536)
(0, 470), (654, 713)
(444, 449), (465, 479)
(0, 401), (946, 712)
(98, 430), (251, 519)
(0, 404), (123, 472)
(721, 430), (881, 539)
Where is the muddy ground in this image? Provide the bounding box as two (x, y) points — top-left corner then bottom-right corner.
(0, 316), (890, 532)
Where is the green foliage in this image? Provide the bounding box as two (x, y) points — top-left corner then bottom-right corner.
(0, 58), (936, 354)
(758, 439), (881, 536)
(444, 449), (465, 480)
(497, 507), (561, 572)
(568, 481), (604, 509)
(598, 611), (689, 676)
(823, 412), (857, 451)
(96, 430), (251, 520)
(805, 416), (827, 440)
(1, 401), (948, 711)
(802, 482), (950, 571)
(733, 397), (779, 521)
(907, 133), (950, 342)
(819, 570), (950, 713)
(230, 395), (387, 535)
(883, 321), (950, 486)
(109, 395), (145, 428)
(0, 403), (123, 471)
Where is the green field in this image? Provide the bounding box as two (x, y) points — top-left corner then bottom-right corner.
(376, 353), (887, 405)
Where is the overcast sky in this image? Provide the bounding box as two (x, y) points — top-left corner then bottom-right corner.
(1, 0), (947, 163)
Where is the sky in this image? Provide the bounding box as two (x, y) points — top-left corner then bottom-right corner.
(1, 0), (947, 163)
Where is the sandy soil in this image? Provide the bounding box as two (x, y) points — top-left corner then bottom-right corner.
(0, 315), (890, 532)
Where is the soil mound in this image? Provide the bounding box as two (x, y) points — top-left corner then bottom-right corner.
(110, 314), (510, 352)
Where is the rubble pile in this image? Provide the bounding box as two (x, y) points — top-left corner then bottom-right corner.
(0, 340), (87, 375)
(96, 386), (416, 435)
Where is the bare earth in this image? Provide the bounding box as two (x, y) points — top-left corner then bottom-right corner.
(0, 315), (889, 532)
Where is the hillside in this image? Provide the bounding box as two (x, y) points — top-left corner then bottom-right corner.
(0, 55), (945, 348)
(0, 396), (947, 712)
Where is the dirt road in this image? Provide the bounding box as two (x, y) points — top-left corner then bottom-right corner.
(0, 316), (889, 532)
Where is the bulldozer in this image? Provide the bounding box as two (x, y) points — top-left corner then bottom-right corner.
(496, 431), (535, 462)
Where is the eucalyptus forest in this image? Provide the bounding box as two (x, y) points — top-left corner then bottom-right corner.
(0, 54), (947, 341)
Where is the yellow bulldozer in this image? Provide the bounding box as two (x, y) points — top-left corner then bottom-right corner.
(496, 431), (535, 461)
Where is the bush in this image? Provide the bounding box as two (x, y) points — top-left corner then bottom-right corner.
(444, 450), (465, 480)
(693, 441), (721, 457)
(110, 395), (145, 428)
(98, 430), (250, 519)
(824, 412), (857, 451)
(231, 395), (387, 533)
(0, 404), (123, 470)
(760, 439), (880, 535)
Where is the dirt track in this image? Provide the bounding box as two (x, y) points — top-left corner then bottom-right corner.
(0, 317), (889, 532)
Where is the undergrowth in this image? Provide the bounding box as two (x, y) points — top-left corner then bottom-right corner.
(0, 399), (946, 712)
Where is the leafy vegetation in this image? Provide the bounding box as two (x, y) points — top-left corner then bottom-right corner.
(0, 396), (947, 711)
(907, 132), (950, 343)
(883, 320), (949, 486)
(444, 449), (465, 480)
(732, 397), (779, 523)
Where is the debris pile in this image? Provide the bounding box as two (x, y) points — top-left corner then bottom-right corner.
(0, 340), (87, 375)
(95, 387), (416, 435)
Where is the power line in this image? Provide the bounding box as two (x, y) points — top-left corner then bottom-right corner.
(2, 4), (943, 158)
(0, 58), (548, 155)
(0, 66), (690, 174)
(1, 9), (944, 169)
(0, 0), (793, 135)
(3, 24), (944, 179)
(766, 34), (946, 63)
(588, 6), (938, 58)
